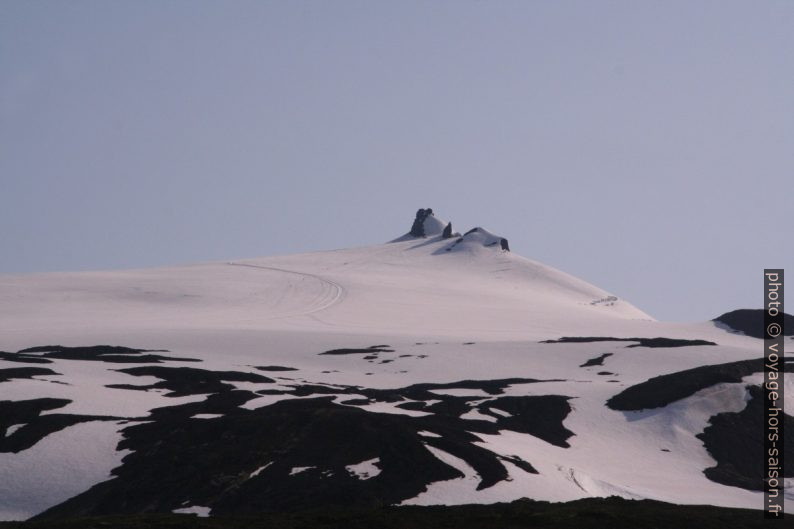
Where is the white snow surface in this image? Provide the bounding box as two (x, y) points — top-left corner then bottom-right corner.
(0, 237), (653, 346)
(441, 227), (506, 255)
(402, 445), (482, 505)
(0, 421), (130, 521)
(0, 229), (786, 518)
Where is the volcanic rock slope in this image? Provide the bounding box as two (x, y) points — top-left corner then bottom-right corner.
(0, 209), (790, 520)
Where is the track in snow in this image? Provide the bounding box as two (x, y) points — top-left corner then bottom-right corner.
(227, 262), (346, 320)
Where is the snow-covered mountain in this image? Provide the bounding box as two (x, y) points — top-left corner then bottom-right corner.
(0, 209), (790, 520)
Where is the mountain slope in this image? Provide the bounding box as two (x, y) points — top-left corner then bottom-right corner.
(0, 210), (790, 520)
(0, 223), (651, 345)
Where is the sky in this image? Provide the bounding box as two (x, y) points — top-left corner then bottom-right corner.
(1, 0), (792, 322)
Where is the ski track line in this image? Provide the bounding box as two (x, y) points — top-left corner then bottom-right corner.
(227, 262), (347, 320)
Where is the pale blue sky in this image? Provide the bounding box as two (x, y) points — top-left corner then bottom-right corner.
(1, 1), (792, 321)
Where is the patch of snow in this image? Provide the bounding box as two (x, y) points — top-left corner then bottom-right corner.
(345, 400), (430, 417)
(556, 465), (644, 499)
(4, 425), (25, 437)
(240, 393), (323, 411)
(5, 362), (207, 418)
(401, 445), (480, 505)
(248, 462), (272, 478)
(190, 414), (223, 420)
(418, 430), (442, 438)
(346, 458), (381, 480)
(459, 408), (497, 422)
(289, 466), (315, 476)
(173, 505), (211, 517)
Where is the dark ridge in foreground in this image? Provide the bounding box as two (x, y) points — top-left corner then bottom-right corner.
(606, 358), (769, 411)
(714, 309), (794, 339)
(0, 343), (574, 520)
(698, 385), (794, 490)
(9, 497), (788, 529)
(35, 397), (471, 517)
(541, 337), (717, 348)
(36, 382), (572, 518)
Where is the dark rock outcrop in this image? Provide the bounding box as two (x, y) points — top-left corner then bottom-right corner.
(319, 345), (394, 356)
(579, 353), (613, 368)
(606, 358), (772, 411)
(714, 309), (794, 339)
(443, 227), (510, 253)
(698, 385), (794, 490)
(442, 222), (453, 239)
(0, 367), (58, 383)
(409, 208), (434, 237)
(541, 337), (716, 348)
